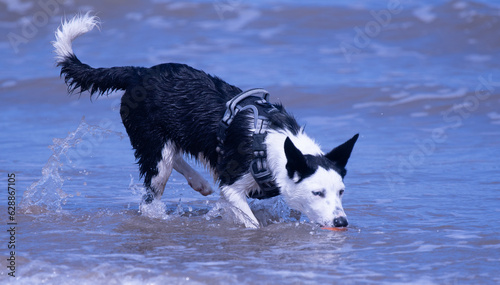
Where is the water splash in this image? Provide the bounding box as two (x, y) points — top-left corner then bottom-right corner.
(250, 197), (302, 226)
(18, 117), (299, 228)
(20, 117), (125, 214)
(138, 200), (170, 220)
(202, 197), (301, 228)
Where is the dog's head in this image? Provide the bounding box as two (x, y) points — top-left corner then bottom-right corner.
(281, 134), (358, 228)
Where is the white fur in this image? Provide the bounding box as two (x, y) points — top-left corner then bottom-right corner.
(221, 129), (348, 228)
(281, 168), (346, 227)
(53, 13), (352, 229)
(264, 130), (347, 227)
(151, 142), (176, 197)
(173, 153), (213, 196)
(151, 142), (214, 198)
(221, 173), (260, 228)
(265, 129), (322, 187)
(196, 153), (219, 184)
(53, 12), (99, 63)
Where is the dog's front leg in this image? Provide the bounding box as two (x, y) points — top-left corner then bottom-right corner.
(221, 177), (260, 228)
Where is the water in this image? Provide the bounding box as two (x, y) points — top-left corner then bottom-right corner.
(1, 0), (500, 283)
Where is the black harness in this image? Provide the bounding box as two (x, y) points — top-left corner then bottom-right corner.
(217, 89), (281, 199)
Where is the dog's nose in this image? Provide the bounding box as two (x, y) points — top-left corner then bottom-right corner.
(333, 216), (348, 227)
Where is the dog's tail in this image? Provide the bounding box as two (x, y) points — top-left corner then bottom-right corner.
(53, 12), (141, 97)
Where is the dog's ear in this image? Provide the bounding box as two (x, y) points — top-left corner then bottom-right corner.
(284, 137), (314, 182)
(325, 134), (359, 169)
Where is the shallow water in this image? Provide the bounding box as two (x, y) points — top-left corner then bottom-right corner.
(1, 0), (500, 284)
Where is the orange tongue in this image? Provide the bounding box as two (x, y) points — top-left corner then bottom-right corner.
(321, 227), (348, 231)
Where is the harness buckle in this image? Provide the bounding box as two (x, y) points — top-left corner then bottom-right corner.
(253, 133), (267, 153)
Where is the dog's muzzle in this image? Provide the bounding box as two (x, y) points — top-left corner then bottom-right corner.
(333, 216), (349, 227)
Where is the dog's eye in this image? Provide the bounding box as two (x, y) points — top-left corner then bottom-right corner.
(312, 190), (325, 198)
(339, 189), (345, 196)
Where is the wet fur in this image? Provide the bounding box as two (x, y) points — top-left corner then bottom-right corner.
(53, 13), (358, 228)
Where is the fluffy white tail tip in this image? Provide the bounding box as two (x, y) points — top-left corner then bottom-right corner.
(53, 12), (100, 63)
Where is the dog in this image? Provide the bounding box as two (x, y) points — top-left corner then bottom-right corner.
(53, 13), (359, 228)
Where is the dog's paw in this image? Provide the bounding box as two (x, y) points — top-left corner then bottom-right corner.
(142, 192), (155, 204)
(187, 177), (213, 196)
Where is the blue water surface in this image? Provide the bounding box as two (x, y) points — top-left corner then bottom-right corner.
(1, 0), (499, 284)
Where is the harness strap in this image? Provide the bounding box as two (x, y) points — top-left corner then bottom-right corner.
(217, 88), (281, 199)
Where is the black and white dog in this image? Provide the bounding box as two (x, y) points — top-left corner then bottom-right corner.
(53, 13), (358, 228)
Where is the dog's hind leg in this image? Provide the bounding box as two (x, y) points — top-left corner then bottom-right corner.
(173, 153), (213, 196)
(142, 142), (176, 203)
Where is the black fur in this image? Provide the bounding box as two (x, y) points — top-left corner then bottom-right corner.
(325, 133), (359, 171)
(285, 134), (359, 182)
(220, 105), (300, 185)
(284, 137), (315, 182)
(58, 54), (142, 97)
(58, 54), (301, 192)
